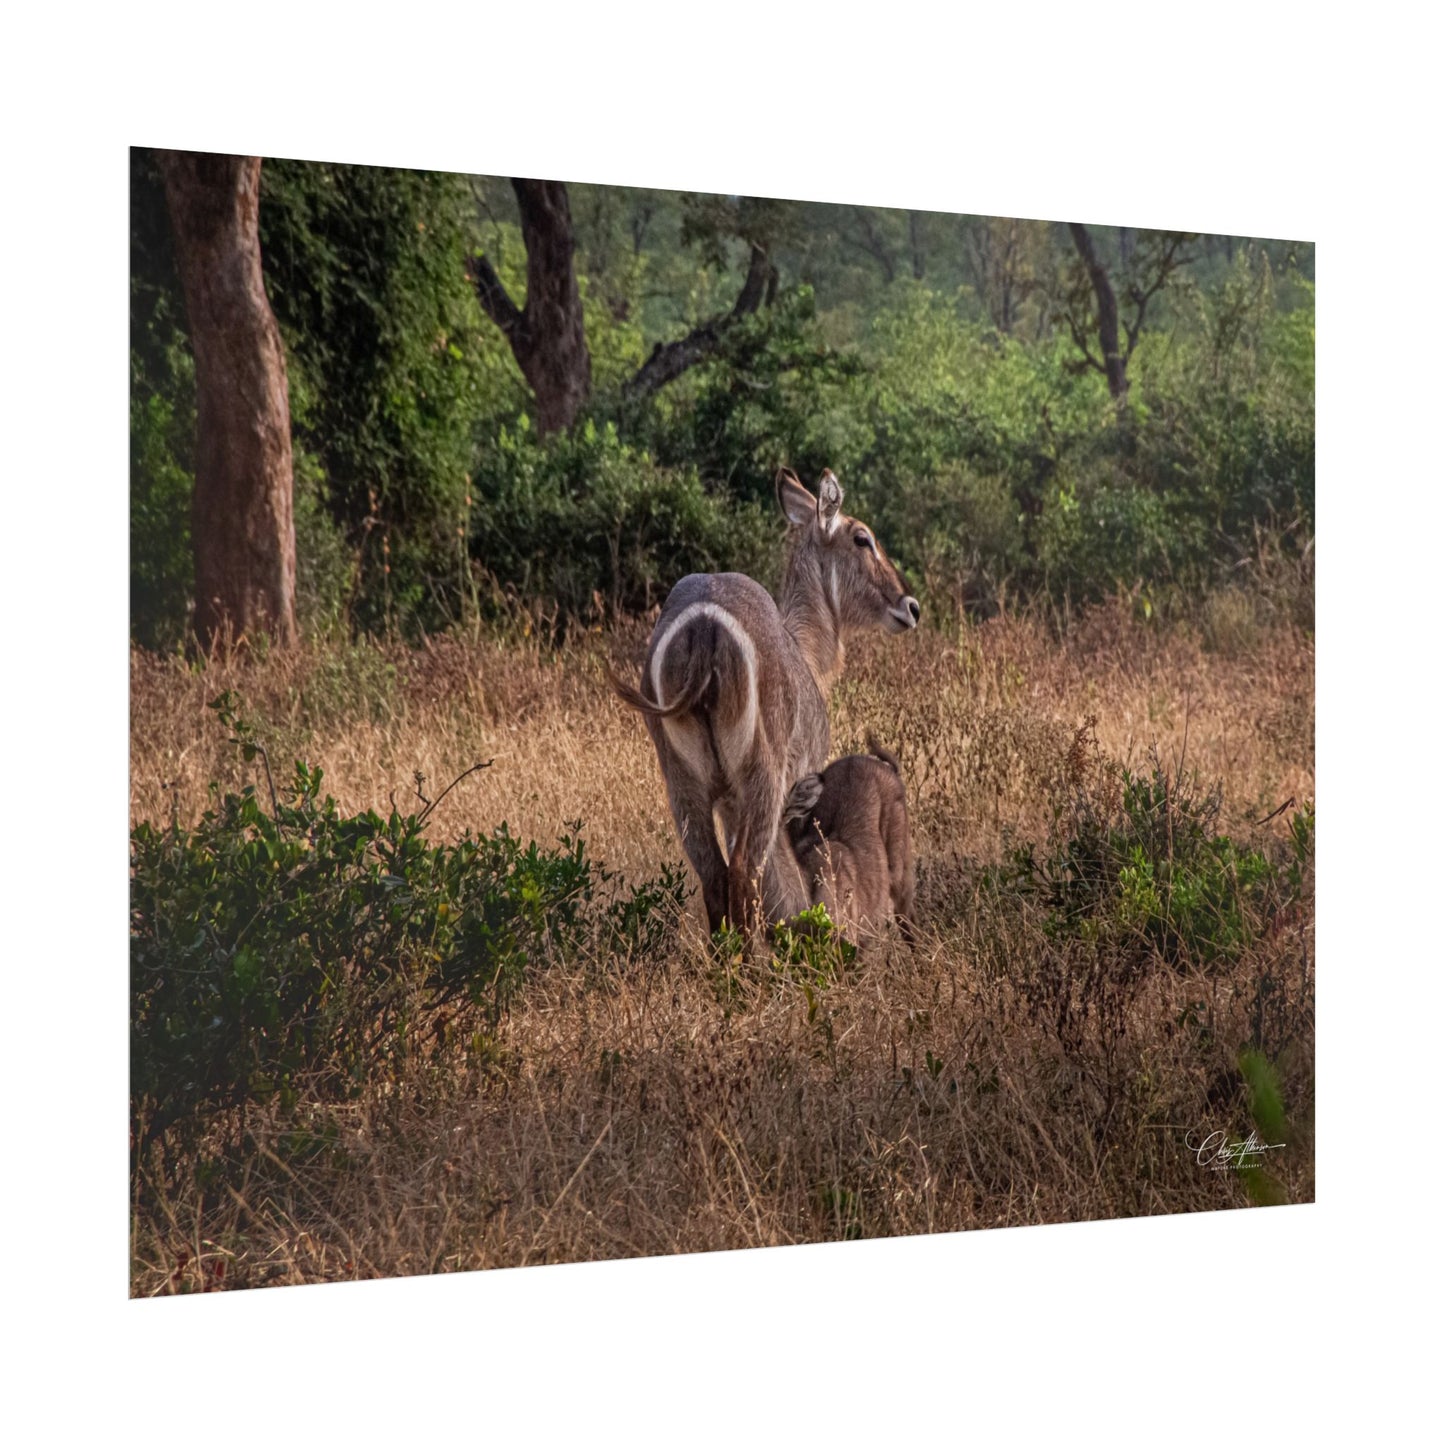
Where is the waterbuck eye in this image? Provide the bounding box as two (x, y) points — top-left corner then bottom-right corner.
(854, 532), (871, 548)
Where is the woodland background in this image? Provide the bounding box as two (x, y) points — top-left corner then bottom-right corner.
(131, 154), (1314, 652)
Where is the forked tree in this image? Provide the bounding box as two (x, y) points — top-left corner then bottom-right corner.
(1062, 222), (1196, 402)
(468, 179), (592, 435)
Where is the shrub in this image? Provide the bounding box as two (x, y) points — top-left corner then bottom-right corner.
(470, 419), (776, 627)
(769, 904), (858, 986)
(1131, 254), (1314, 538)
(857, 290), (1105, 512)
(999, 744), (1309, 973)
(1035, 474), (1214, 612)
(624, 286), (871, 505)
(130, 697), (686, 1160)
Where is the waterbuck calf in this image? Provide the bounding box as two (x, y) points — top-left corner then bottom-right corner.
(782, 740), (916, 943)
(612, 467), (918, 940)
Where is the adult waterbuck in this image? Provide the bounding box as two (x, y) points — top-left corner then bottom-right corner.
(612, 467), (919, 940)
(782, 739), (917, 944)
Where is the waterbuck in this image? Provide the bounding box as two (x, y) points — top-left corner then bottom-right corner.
(612, 467), (919, 940)
(782, 739), (917, 944)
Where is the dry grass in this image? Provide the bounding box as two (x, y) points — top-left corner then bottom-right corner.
(129, 600), (1314, 1293)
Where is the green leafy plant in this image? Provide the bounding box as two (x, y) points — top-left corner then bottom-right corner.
(769, 904), (858, 986)
(1001, 747), (1303, 971)
(130, 699), (682, 1164)
(470, 418), (776, 632)
(1234, 1049), (1291, 1206)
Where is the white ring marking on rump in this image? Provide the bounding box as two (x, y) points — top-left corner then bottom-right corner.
(651, 601), (759, 783)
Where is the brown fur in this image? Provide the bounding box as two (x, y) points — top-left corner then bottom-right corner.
(783, 737), (916, 943)
(612, 468), (918, 939)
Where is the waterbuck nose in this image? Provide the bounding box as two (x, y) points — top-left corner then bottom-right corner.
(905, 597), (920, 626)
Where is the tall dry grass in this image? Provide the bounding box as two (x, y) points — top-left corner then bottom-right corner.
(129, 601), (1314, 1292)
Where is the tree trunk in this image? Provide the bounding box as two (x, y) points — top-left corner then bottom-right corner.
(469, 179), (591, 435)
(1068, 222), (1129, 401)
(998, 221), (1018, 334)
(158, 151), (298, 650)
(849, 207), (896, 284)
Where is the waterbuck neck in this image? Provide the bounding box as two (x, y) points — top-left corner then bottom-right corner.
(778, 547), (844, 692)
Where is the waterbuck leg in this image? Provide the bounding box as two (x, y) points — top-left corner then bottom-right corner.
(666, 781), (729, 934)
(726, 816), (765, 940)
(642, 716), (729, 933)
(763, 838), (810, 924)
(683, 817), (729, 935)
(727, 773), (788, 942)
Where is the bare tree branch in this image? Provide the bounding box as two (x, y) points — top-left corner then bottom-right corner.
(1122, 233), (1195, 361)
(625, 242), (775, 400)
(1065, 224), (1196, 400)
(466, 252), (522, 336)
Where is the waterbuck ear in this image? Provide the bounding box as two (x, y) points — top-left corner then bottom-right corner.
(816, 468), (843, 533)
(783, 773), (824, 823)
(776, 467), (816, 528)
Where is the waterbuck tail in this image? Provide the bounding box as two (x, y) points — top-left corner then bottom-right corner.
(609, 648), (713, 720)
(865, 734), (902, 775)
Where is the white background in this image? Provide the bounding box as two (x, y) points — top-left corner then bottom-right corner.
(4, 2), (1439, 1437)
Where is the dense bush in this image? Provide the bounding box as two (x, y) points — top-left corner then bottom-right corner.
(996, 734), (1313, 972)
(1035, 477), (1216, 613)
(130, 696), (686, 1159)
(626, 286), (869, 505)
(259, 160), (513, 634)
(470, 419), (777, 627)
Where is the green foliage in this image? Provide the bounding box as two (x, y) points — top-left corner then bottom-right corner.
(1239, 1049), (1287, 1144)
(130, 698), (685, 1156)
(129, 158), (1313, 645)
(860, 289), (1104, 500)
(1235, 1049), (1291, 1205)
(258, 160), (505, 634)
(470, 418), (776, 627)
(129, 338), (195, 651)
(769, 904), (858, 986)
(129, 151), (195, 652)
(1036, 477), (1214, 611)
(628, 286), (870, 505)
(1130, 251), (1314, 538)
(605, 861), (690, 959)
(704, 905), (857, 1016)
(679, 194), (804, 269)
(1000, 754), (1308, 971)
